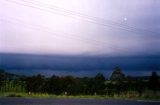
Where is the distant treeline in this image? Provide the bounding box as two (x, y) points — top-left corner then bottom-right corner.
(0, 67), (159, 97)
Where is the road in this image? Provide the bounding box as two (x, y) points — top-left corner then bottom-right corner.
(0, 97), (159, 105)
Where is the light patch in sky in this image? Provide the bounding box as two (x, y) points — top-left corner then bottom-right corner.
(0, 0), (160, 56)
(124, 17), (127, 21)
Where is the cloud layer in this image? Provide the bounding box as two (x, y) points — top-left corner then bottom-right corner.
(0, 0), (160, 55)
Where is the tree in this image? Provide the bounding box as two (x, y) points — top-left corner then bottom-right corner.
(81, 77), (94, 95)
(62, 76), (81, 95)
(93, 73), (106, 95)
(136, 79), (144, 97)
(0, 68), (5, 82)
(46, 75), (63, 95)
(109, 67), (126, 95)
(0, 69), (5, 90)
(110, 66), (125, 81)
(148, 72), (159, 95)
(26, 74), (45, 93)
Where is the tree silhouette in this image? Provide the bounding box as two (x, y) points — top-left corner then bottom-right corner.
(110, 66), (125, 81)
(93, 73), (106, 95)
(26, 74), (45, 93)
(0, 68), (5, 82)
(148, 72), (159, 95)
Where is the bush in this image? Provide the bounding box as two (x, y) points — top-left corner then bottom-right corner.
(6, 94), (22, 97)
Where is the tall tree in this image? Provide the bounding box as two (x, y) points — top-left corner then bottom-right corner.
(0, 68), (5, 82)
(110, 67), (126, 95)
(148, 72), (159, 95)
(110, 66), (125, 81)
(46, 75), (63, 95)
(93, 73), (106, 95)
(26, 74), (45, 93)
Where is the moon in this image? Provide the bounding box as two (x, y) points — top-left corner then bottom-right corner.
(124, 17), (127, 21)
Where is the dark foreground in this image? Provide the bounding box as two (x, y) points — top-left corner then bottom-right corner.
(0, 98), (160, 105)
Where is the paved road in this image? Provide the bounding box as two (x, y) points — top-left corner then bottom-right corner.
(0, 97), (159, 105)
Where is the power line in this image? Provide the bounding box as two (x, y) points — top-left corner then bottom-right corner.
(26, 0), (158, 35)
(1, 0), (157, 56)
(4, 0), (160, 36)
(5, 0), (159, 35)
(0, 17), (138, 56)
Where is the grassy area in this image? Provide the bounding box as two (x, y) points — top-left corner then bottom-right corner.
(0, 92), (160, 101)
(0, 92), (106, 99)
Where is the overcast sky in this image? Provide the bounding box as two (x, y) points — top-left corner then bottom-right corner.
(0, 0), (160, 56)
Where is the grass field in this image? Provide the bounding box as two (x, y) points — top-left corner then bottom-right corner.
(0, 92), (160, 101)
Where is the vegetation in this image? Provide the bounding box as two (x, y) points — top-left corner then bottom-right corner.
(0, 67), (160, 100)
(148, 72), (159, 95)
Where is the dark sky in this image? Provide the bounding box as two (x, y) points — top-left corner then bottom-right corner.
(0, 53), (159, 77)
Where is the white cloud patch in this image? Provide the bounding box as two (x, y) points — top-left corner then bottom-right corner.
(0, 0), (160, 56)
